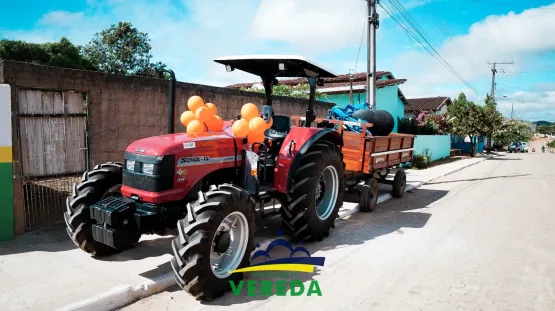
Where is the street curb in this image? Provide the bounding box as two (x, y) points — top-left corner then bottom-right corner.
(58, 156), (491, 311)
(57, 272), (175, 311)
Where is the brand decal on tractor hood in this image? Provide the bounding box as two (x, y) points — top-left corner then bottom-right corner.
(177, 155), (240, 167)
(183, 142), (196, 149)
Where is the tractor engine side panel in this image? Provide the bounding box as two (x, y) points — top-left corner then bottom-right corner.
(121, 136), (243, 204)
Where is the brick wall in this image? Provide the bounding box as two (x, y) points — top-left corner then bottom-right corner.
(1, 60), (334, 164)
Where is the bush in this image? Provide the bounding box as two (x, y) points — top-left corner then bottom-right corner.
(398, 111), (452, 135)
(412, 149), (432, 169)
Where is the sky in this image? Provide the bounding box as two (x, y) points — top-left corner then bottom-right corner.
(1, 0), (555, 121)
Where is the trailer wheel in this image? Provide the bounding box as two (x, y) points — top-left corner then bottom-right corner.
(359, 178), (379, 213)
(63, 162), (127, 257)
(281, 140), (345, 241)
(170, 184), (256, 301)
(392, 170), (407, 198)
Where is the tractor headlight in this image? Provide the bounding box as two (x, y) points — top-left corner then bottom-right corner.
(126, 160), (136, 171)
(142, 163), (154, 175)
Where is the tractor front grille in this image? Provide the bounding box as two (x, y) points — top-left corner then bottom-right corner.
(122, 152), (175, 192)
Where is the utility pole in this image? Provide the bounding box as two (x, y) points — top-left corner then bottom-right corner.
(367, 0), (379, 109)
(511, 101), (514, 119)
(488, 61), (514, 104)
(486, 60), (513, 152)
(349, 69), (354, 105)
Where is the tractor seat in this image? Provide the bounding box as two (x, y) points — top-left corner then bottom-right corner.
(264, 115), (291, 141)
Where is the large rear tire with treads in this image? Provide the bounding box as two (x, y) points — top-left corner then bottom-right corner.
(280, 140), (344, 241)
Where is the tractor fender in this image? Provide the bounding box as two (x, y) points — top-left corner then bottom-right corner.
(274, 127), (343, 194)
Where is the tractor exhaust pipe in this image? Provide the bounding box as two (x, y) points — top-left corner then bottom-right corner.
(163, 69), (176, 134)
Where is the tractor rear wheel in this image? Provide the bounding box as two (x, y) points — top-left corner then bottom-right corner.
(64, 162), (129, 257)
(170, 184), (256, 301)
(281, 140), (344, 241)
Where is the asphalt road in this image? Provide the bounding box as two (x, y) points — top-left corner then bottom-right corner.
(121, 151), (555, 311)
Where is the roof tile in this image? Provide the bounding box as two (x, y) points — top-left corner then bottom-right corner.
(405, 96), (451, 112)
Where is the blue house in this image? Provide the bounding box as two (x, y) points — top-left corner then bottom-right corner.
(227, 71), (409, 132)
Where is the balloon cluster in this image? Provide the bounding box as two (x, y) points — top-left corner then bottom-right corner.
(180, 96), (224, 134)
(232, 103), (273, 144)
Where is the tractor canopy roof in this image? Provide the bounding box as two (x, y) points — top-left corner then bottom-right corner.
(213, 55), (337, 80)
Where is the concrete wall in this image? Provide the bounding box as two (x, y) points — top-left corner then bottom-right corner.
(414, 135), (451, 162)
(0, 60), (333, 165)
(0, 84), (14, 241)
(451, 135), (485, 154)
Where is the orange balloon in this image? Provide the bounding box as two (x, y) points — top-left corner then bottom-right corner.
(180, 111), (196, 127)
(247, 131), (265, 145)
(241, 103), (259, 121)
(265, 117), (273, 130)
(188, 96), (205, 113)
(206, 103), (218, 115)
(195, 106), (213, 123)
(232, 119), (249, 137)
(206, 115), (224, 132)
(249, 117), (266, 134)
(187, 120), (205, 134)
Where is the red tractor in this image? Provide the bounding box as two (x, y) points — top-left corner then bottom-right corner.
(64, 56), (346, 300)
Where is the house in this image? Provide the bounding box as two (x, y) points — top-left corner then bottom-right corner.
(227, 71), (409, 132)
(404, 96), (452, 119)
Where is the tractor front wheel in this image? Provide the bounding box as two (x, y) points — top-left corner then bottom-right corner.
(64, 162), (130, 257)
(170, 184), (256, 301)
(281, 140), (345, 241)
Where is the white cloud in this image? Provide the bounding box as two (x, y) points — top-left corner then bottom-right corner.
(497, 90), (555, 121)
(393, 3), (555, 121)
(39, 11), (84, 26)
(250, 0), (367, 53)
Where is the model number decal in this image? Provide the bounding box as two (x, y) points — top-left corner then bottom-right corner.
(176, 156), (240, 167)
(178, 156), (210, 166)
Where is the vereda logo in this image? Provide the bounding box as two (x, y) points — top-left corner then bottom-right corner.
(228, 236), (325, 297)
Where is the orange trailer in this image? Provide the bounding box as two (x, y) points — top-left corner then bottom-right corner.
(291, 116), (415, 212)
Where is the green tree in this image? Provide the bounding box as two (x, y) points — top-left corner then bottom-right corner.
(81, 22), (167, 78)
(240, 84), (327, 100)
(0, 37), (96, 70)
(481, 94), (504, 153)
(536, 124), (554, 135)
(493, 119), (534, 148)
(448, 92), (484, 156)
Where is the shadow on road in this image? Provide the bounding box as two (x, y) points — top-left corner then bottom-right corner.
(425, 174), (529, 185)
(199, 188), (446, 306)
(487, 157), (522, 161)
(0, 223), (75, 256)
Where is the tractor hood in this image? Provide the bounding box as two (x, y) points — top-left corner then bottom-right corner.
(125, 125), (236, 156)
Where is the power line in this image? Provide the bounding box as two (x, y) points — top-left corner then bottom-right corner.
(354, 5), (367, 74)
(504, 69), (555, 74)
(379, 0), (483, 97)
(445, 0), (555, 10)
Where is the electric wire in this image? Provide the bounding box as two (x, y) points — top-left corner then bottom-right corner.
(380, 0), (483, 97)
